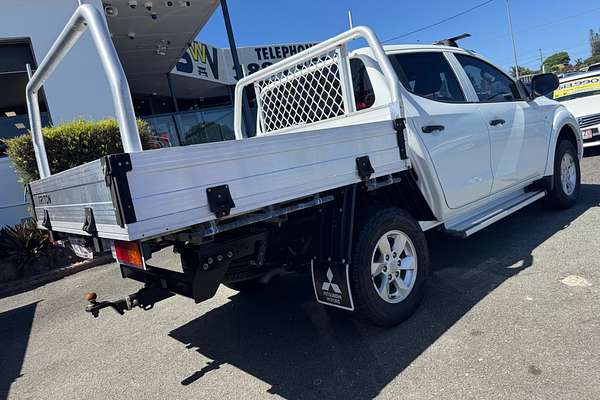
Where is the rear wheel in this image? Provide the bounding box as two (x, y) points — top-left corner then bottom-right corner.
(350, 208), (429, 327)
(548, 140), (580, 208)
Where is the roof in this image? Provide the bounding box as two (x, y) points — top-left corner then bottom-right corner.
(103, 0), (220, 93)
(352, 43), (476, 58)
(559, 70), (600, 83)
(382, 44), (473, 54)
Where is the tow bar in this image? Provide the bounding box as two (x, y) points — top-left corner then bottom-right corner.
(84, 287), (174, 318)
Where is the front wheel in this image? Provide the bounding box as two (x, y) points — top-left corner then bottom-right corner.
(351, 208), (429, 327)
(548, 140), (580, 209)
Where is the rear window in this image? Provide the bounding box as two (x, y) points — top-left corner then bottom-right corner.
(389, 52), (466, 103)
(350, 58), (375, 110)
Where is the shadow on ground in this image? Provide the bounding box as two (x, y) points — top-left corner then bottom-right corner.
(169, 183), (600, 399)
(0, 302), (39, 400)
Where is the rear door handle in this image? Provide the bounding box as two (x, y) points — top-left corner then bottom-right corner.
(490, 119), (506, 126)
(421, 125), (445, 133)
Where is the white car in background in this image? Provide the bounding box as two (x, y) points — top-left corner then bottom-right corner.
(554, 71), (600, 148)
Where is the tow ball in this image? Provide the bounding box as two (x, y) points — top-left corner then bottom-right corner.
(84, 287), (174, 318)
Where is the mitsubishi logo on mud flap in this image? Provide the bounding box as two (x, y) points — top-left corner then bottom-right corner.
(311, 260), (354, 311)
(322, 268), (342, 294)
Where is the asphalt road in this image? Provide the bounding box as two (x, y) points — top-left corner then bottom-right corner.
(2, 148), (600, 400)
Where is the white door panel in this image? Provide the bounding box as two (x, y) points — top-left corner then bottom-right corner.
(479, 102), (548, 192)
(406, 95), (493, 209)
(450, 52), (549, 194)
(389, 50), (493, 209)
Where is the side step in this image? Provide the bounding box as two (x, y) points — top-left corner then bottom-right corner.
(444, 190), (546, 238)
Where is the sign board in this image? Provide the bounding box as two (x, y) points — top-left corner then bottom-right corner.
(173, 41), (318, 85)
(173, 41), (228, 84)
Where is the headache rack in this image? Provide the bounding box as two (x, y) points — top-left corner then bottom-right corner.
(234, 25), (403, 138)
(26, 4), (410, 242)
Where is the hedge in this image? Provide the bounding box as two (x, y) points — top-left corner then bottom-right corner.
(3, 118), (152, 183)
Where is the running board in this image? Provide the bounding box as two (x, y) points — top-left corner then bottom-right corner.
(444, 190), (546, 238)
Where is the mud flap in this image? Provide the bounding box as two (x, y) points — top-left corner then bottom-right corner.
(311, 260), (354, 311)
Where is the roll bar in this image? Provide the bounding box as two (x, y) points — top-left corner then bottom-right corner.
(233, 25), (403, 139)
(26, 4), (142, 179)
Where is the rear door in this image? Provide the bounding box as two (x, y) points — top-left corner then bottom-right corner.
(453, 54), (549, 192)
(390, 51), (493, 209)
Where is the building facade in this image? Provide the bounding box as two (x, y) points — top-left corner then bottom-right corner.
(0, 0), (313, 226)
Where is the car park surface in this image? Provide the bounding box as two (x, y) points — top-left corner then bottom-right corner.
(1, 149), (599, 400)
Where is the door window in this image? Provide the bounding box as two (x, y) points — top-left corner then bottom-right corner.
(389, 52), (466, 102)
(455, 54), (522, 102)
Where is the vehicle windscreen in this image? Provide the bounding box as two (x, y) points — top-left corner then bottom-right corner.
(553, 74), (600, 102)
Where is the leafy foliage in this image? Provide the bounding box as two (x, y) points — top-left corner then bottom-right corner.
(591, 28), (600, 57)
(2, 118), (152, 184)
(543, 52), (571, 72)
(574, 58), (586, 68)
(585, 53), (600, 66)
(0, 220), (50, 271)
(510, 66), (538, 78)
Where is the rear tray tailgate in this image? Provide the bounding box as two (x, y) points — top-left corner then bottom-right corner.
(28, 157), (130, 240)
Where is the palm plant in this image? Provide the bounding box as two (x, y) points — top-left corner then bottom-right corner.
(0, 220), (50, 275)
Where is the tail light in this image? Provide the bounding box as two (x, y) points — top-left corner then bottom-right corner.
(113, 241), (144, 269)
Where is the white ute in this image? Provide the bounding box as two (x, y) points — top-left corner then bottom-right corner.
(27, 5), (581, 326)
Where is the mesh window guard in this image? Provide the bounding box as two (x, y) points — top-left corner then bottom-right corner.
(253, 48), (348, 133)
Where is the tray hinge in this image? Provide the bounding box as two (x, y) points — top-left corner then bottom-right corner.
(82, 207), (98, 235)
(393, 118), (408, 160)
(206, 184), (236, 218)
(25, 184), (37, 222)
(102, 153), (137, 227)
(42, 209), (52, 230)
(355, 156), (374, 180)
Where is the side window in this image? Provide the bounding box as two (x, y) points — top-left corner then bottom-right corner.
(389, 52), (466, 102)
(455, 54), (522, 102)
(350, 58), (375, 110)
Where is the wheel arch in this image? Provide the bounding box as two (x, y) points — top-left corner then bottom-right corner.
(355, 171), (438, 223)
(544, 108), (583, 176)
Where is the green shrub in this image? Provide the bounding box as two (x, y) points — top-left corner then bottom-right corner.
(0, 220), (81, 281)
(0, 220), (50, 274)
(3, 118), (152, 183)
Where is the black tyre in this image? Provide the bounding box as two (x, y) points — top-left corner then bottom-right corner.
(350, 208), (429, 327)
(548, 140), (580, 209)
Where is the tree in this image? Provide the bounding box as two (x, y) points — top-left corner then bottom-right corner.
(510, 65), (537, 78)
(543, 52), (571, 72)
(590, 28), (600, 56)
(585, 53), (600, 66)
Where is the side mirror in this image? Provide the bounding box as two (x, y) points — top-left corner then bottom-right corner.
(529, 73), (559, 98)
